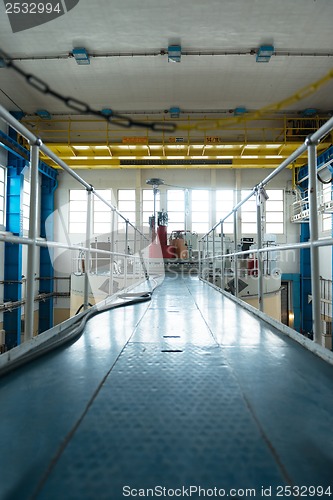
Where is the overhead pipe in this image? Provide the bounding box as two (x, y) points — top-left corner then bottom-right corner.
(7, 49), (333, 63)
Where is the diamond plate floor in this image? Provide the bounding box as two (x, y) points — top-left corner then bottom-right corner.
(0, 275), (333, 499)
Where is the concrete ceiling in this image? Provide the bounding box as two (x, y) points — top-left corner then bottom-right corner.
(0, 0), (333, 171)
(0, 0), (333, 116)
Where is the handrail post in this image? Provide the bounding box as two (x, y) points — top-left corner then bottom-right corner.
(233, 211), (238, 297)
(25, 141), (40, 340)
(212, 229), (216, 286)
(83, 187), (93, 310)
(109, 209), (115, 294)
(124, 221), (129, 288)
(206, 235), (209, 280)
(220, 221), (224, 290)
(256, 187), (265, 312)
(307, 137), (322, 344)
(198, 239), (202, 278)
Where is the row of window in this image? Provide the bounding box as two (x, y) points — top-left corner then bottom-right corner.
(69, 188), (285, 235)
(0, 167), (330, 237)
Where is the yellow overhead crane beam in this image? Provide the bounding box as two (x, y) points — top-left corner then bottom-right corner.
(39, 140), (329, 170)
(21, 113), (332, 170)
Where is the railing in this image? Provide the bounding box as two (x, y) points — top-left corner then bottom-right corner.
(199, 115), (333, 345)
(20, 114), (330, 145)
(0, 105), (151, 344)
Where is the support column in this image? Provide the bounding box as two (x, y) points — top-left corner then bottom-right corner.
(83, 188), (93, 310)
(25, 142), (40, 341)
(4, 158), (24, 348)
(256, 187), (265, 312)
(39, 175), (57, 333)
(307, 139), (321, 344)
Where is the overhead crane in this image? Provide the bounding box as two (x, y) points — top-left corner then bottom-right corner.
(19, 114), (332, 170)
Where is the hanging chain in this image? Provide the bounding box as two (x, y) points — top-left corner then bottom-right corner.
(0, 48), (177, 133)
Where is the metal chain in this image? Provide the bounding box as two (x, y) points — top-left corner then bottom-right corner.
(0, 48), (177, 133)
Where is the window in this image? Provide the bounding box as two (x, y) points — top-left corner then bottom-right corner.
(142, 189), (160, 227)
(69, 189), (87, 234)
(192, 190), (209, 233)
(241, 189), (284, 235)
(23, 178), (30, 232)
(69, 189), (114, 234)
(322, 184), (332, 233)
(167, 190), (185, 232)
(118, 189), (136, 231)
(265, 189), (284, 234)
(241, 190), (257, 234)
(93, 190), (112, 235)
(216, 190), (234, 234)
(0, 166), (6, 227)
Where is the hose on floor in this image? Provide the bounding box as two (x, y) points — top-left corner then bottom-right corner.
(0, 279), (160, 377)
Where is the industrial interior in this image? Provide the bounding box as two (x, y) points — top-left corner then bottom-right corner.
(0, 0), (333, 498)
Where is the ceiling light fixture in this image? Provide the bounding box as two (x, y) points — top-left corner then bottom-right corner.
(168, 45), (181, 63)
(72, 47), (90, 65)
(36, 109), (52, 119)
(256, 45), (274, 63)
(234, 107), (247, 116)
(170, 107), (181, 118)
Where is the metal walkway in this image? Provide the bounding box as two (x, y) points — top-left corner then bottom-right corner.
(0, 275), (333, 500)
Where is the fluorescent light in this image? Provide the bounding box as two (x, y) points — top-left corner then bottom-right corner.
(266, 144), (281, 148)
(216, 145), (234, 149)
(95, 156), (112, 160)
(216, 156), (234, 159)
(167, 145), (186, 149)
(95, 145), (110, 150)
(149, 145), (161, 149)
(70, 156), (88, 160)
(73, 145), (90, 150)
(244, 145), (260, 149)
(191, 145), (204, 149)
(265, 155), (283, 159)
(166, 156), (186, 159)
(118, 156), (138, 160)
(242, 155), (259, 159)
(192, 156), (208, 159)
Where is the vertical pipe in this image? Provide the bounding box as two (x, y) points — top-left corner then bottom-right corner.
(256, 189), (264, 312)
(307, 140), (322, 344)
(25, 142), (40, 340)
(233, 211), (238, 297)
(83, 188), (92, 310)
(220, 221), (224, 290)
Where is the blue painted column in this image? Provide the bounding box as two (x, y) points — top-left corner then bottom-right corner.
(300, 223), (312, 336)
(4, 160), (24, 348)
(38, 176), (57, 333)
